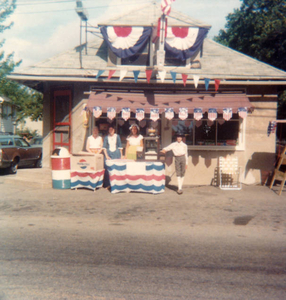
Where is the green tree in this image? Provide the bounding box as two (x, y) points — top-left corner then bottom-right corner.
(0, 0), (43, 122)
(214, 0), (286, 71)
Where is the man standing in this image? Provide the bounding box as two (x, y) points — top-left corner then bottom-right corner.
(161, 133), (188, 195)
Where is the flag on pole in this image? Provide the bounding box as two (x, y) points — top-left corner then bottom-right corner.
(267, 121), (277, 136)
(161, 0), (175, 16)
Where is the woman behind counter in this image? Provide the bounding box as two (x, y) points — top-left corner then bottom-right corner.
(125, 124), (143, 159)
(102, 125), (123, 159)
(86, 126), (103, 154)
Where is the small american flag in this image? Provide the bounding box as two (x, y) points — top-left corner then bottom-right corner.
(121, 107), (130, 121)
(194, 108), (202, 121)
(165, 108), (174, 120)
(208, 108), (217, 121)
(107, 107), (116, 121)
(93, 106), (102, 118)
(267, 121), (277, 136)
(223, 108), (232, 121)
(150, 108), (160, 122)
(238, 107), (247, 119)
(179, 108), (188, 120)
(136, 108), (145, 121)
(161, 0), (175, 15)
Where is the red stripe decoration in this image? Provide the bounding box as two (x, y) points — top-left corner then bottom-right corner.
(110, 174), (166, 181)
(70, 170), (104, 179)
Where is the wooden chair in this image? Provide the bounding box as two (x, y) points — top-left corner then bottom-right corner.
(219, 157), (241, 190)
(269, 146), (286, 196)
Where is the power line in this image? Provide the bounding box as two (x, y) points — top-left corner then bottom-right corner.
(15, 1), (152, 14)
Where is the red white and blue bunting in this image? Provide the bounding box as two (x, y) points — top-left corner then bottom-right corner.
(165, 27), (209, 61)
(208, 108), (217, 121)
(121, 107), (130, 121)
(223, 108), (232, 121)
(238, 107), (248, 119)
(107, 107), (116, 120)
(93, 106), (102, 118)
(150, 108), (160, 122)
(165, 108), (174, 120)
(100, 26), (152, 59)
(136, 108), (145, 121)
(179, 108), (188, 120)
(194, 108), (203, 121)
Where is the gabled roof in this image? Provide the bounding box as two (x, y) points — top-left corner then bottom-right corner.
(8, 4), (286, 87)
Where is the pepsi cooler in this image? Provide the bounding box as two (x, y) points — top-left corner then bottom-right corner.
(71, 152), (104, 172)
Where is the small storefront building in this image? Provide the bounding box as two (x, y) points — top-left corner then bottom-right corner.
(8, 3), (286, 186)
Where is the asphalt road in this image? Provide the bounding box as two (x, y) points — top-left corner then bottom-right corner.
(0, 181), (286, 299)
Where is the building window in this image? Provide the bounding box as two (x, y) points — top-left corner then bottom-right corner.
(171, 114), (244, 149)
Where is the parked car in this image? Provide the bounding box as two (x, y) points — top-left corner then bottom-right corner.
(29, 136), (43, 146)
(0, 135), (42, 174)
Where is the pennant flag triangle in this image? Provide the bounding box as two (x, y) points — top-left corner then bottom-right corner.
(181, 74), (188, 86)
(108, 70), (116, 80)
(96, 70), (105, 79)
(193, 75), (200, 88)
(204, 78), (210, 91)
(158, 70), (166, 83)
(119, 69), (128, 81)
(214, 79), (221, 91)
(146, 69), (153, 83)
(133, 70), (140, 83)
(170, 71), (177, 83)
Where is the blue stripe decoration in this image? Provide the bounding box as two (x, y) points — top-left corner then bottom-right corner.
(71, 180), (103, 190)
(146, 164), (165, 171)
(106, 164), (127, 172)
(111, 183), (165, 193)
(52, 179), (71, 189)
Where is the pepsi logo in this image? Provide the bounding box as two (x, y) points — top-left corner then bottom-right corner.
(77, 159), (89, 169)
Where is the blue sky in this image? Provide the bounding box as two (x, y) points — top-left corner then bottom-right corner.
(2, 0), (242, 69)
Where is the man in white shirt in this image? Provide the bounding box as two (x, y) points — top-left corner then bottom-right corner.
(86, 126), (103, 154)
(161, 133), (188, 195)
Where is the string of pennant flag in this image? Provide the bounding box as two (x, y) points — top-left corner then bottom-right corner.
(84, 105), (248, 122)
(94, 69), (221, 90)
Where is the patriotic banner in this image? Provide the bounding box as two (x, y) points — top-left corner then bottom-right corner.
(165, 27), (209, 61)
(93, 106), (102, 118)
(136, 108), (145, 121)
(208, 108), (217, 121)
(70, 170), (104, 191)
(194, 108), (203, 121)
(179, 108), (188, 120)
(238, 107), (247, 119)
(161, 0), (175, 15)
(214, 79), (221, 91)
(267, 121), (277, 136)
(165, 108), (174, 120)
(107, 107), (116, 120)
(121, 107), (130, 121)
(150, 108), (160, 122)
(100, 26), (152, 59)
(223, 108), (232, 121)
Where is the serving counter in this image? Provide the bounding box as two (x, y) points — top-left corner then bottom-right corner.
(105, 159), (165, 194)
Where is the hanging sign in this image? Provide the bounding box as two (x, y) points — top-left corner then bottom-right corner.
(193, 108), (203, 121)
(93, 106), (102, 118)
(150, 108), (160, 122)
(223, 108), (232, 121)
(165, 108), (174, 120)
(136, 108), (145, 121)
(107, 107), (116, 120)
(238, 107), (247, 119)
(121, 107), (130, 121)
(208, 108), (217, 121)
(179, 108), (188, 120)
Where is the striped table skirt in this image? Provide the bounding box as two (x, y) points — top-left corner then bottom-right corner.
(106, 160), (165, 194)
(70, 169), (104, 191)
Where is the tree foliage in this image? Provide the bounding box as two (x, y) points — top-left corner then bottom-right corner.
(214, 0), (286, 71)
(0, 0), (43, 122)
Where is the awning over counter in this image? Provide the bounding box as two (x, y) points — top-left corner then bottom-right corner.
(86, 92), (254, 114)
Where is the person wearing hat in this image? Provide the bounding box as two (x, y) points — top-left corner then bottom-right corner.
(161, 132), (188, 195)
(125, 124), (144, 159)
